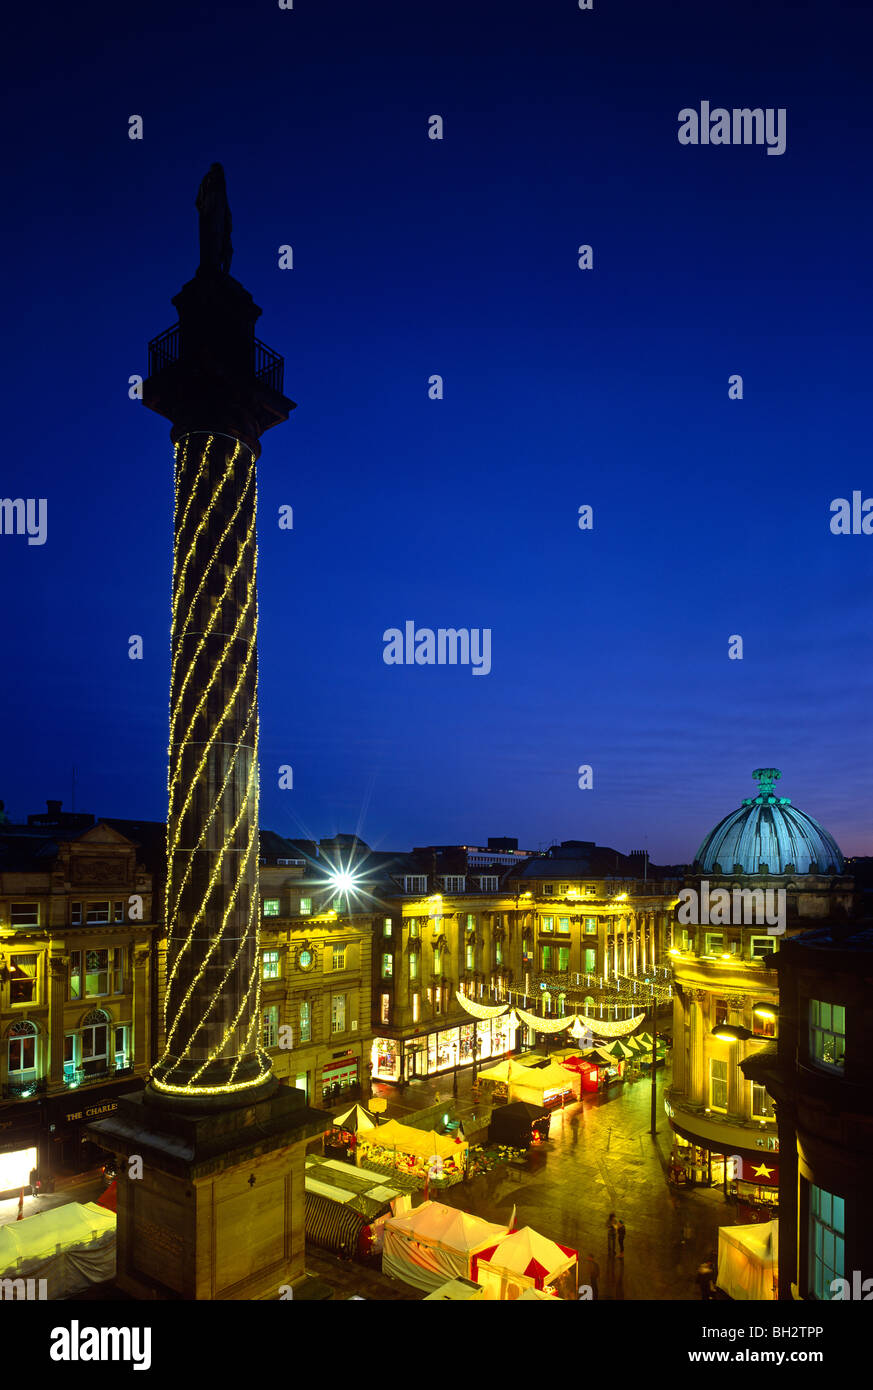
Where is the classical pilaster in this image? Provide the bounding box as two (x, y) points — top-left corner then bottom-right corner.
(132, 946), (150, 1072)
(48, 954), (69, 1087)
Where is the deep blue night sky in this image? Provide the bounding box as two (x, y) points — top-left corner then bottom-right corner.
(3, 0), (872, 861)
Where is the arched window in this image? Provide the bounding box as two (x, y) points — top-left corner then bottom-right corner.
(7, 1020), (38, 1084)
(81, 1009), (110, 1076)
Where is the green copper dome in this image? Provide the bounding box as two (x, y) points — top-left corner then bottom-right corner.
(694, 769), (844, 875)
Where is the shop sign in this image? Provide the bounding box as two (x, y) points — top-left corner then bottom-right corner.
(738, 1156), (778, 1185)
(64, 1099), (118, 1124)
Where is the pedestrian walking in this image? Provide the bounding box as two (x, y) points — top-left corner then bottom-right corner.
(696, 1257), (715, 1300)
(606, 1211), (617, 1256)
(582, 1253), (600, 1300)
(617, 1218), (626, 1256)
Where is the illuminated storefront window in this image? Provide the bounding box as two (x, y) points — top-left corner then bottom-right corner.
(372, 1037), (400, 1081)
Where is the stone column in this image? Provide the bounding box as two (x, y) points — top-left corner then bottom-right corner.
(132, 946), (150, 1072)
(688, 989), (706, 1106)
(727, 993), (746, 1115)
(672, 989), (686, 1092)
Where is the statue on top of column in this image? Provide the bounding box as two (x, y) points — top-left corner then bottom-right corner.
(196, 163), (233, 275)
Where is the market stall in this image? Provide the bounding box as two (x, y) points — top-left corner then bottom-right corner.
(358, 1119), (468, 1185)
(382, 1200), (509, 1293)
(558, 1054), (600, 1093)
(585, 1046), (624, 1088)
(717, 1220), (778, 1300)
(0, 1200), (116, 1298)
(325, 1102), (377, 1158)
(509, 1060), (579, 1106)
(474, 1226), (579, 1300)
(488, 1101), (551, 1148)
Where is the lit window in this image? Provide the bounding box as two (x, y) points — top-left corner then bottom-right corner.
(8, 1021), (37, 1080)
(64, 1033), (77, 1081)
(81, 1009), (110, 1074)
(84, 949), (109, 997)
(332, 945), (346, 971)
(263, 898), (280, 917)
(9, 954), (38, 1005)
(809, 1185), (845, 1300)
(263, 1005), (279, 1048)
(299, 897), (312, 916)
(750, 935), (776, 961)
(809, 1000), (846, 1072)
(709, 1057), (728, 1112)
(751, 1082), (775, 1119)
(331, 994), (346, 1034)
(262, 950), (280, 980)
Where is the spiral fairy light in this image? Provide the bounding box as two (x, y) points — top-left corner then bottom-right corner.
(150, 430), (271, 1097)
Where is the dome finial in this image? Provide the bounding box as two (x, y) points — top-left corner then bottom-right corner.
(752, 767), (781, 799)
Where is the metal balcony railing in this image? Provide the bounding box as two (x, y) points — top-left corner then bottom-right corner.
(147, 324), (285, 394)
(2, 1078), (47, 1099)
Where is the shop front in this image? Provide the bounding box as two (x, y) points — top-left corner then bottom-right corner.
(321, 1052), (360, 1103)
(46, 1077), (145, 1180)
(0, 1103), (42, 1199)
(372, 1036), (402, 1083)
(398, 1017), (518, 1083)
(669, 1124), (779, 1212)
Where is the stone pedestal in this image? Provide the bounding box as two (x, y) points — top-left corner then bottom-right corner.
(90, 1085), (325, 1300)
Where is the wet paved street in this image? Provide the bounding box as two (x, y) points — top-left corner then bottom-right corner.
(367, 1062), (741, 1301)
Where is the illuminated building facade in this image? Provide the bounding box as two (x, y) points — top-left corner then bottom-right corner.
(742, 924), (873, 1300)
(666, 769), (854, 1212)
(258, 847), (375, 1104)
(0, 801), (156, 1194)
(369, 840), (678, 1083)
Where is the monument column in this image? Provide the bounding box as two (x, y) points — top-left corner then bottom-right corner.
(89, 166), (325, 1300)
